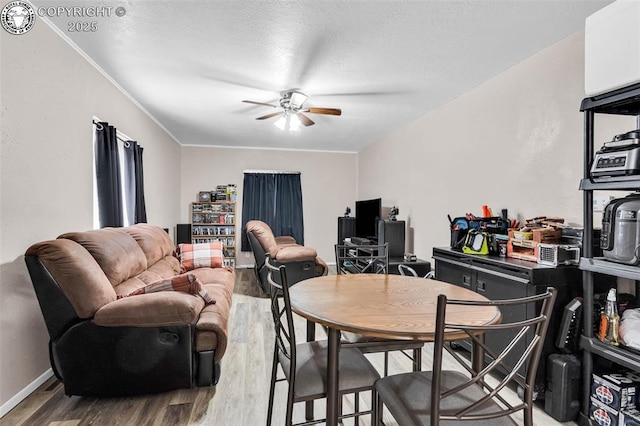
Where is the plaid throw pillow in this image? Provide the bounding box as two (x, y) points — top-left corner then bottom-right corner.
(118, 273), (215, 304)
(178, 242), (224, 272)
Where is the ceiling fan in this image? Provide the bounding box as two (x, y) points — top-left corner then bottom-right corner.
(242, 89), (342, 132)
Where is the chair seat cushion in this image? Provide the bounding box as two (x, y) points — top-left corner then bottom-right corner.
(278, 340), (380, 399)
(94, 291), (204, 327)
(274, 245), (317, 262)
(375, 370), (517, 425)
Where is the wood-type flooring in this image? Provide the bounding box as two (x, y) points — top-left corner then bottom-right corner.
(1, 268), (577, 425)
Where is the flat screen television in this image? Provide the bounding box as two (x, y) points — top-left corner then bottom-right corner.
(355, 198), (382, 239)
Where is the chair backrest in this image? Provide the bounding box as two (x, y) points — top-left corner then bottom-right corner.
(265, 255), (297, 367)
(246, 220), (279, 257)
(431, 288), (557, 423)
(334, 243), (389, 274)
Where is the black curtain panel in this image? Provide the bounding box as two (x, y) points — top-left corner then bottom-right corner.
(241, 173), (276, 251)
(121, 140), (147, 225)
(274, 173), (304, 245)
(131, 142), (147, 223)
(95, 122), (123, 228)
(240, 171), (304, 251)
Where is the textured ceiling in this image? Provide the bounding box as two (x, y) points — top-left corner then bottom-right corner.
(34, 0), (612, 152)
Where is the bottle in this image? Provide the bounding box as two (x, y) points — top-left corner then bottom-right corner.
(598, 288), (620, 346)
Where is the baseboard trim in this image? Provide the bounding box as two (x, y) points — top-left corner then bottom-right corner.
(0, 369), (53, 419)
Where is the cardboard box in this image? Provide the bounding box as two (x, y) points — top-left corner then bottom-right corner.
(532, 228), (562, 243)
(591, 372), (640, 411)
(621, 407), (640, 426)
(510, 230), (533, 240)
(507, 239), (538, 262)
(590, 397), (620, 426)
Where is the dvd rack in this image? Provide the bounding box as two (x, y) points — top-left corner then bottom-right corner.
(191, 187), (236, 267)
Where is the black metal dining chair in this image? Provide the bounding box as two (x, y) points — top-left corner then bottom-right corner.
(398, 263), (435, 279)
(375, 288), (557, 426)
(335, 243), (424, 376)
(265, 256), (379, 426)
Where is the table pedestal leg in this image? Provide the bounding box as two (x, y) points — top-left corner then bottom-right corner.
(471, 334), (485, 374)
(327, 327), (340, 426)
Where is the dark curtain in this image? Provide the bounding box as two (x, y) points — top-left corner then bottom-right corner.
(121, 141), (136, 225)
(124, 141), (147, 223)
(241, 173), (276, 251)
(95, 122), (123, 228)
(241, 172), (304, 251)
(274, 173), (304, 245)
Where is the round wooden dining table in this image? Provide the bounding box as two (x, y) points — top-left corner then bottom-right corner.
(288, 273), (502, 426)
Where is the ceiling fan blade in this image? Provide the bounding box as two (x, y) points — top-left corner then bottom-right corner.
(256, 111), (283, 120)
(305, 107), (342, 116)
(242, 100), (278, 108)
(296, 112), (315, 127)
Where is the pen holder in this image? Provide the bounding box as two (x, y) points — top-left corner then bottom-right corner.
(450, 228), (468, 251)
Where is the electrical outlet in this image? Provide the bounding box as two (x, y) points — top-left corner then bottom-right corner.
(245, 252), (251, 258)
(593, 195), (613, 212)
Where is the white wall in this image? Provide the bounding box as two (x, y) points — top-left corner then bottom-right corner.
(180, 146), (358, 266)
(358, 31), (635, 262)
(0, 22), (181, 414)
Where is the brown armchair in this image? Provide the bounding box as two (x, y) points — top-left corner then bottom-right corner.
(246, 220), (327, 294)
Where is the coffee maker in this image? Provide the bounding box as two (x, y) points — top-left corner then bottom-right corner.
(601, 193), (640, 265)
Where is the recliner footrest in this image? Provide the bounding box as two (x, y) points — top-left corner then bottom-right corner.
(196, 350), (221, 386)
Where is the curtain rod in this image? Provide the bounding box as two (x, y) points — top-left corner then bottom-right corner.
(243, 170), (300, 175)
(93, 118), (134, 146)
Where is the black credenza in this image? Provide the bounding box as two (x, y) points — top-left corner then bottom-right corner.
(432, 247), (581, 395)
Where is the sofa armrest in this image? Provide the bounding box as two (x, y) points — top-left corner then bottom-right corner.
(93, 292), (204, 327)
(275, 236), (297, 245)
(275, 245), (318, 262)
(196, 287), (231, 362)
(315, 256), (329, 276)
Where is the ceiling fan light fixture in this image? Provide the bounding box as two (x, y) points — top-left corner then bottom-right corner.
(289, 114), (302, 132)
(288, 90), (308, 110)
(274, 115), (287, 131)
(246, 89), (339, 131)
(274, 113), (301, 133)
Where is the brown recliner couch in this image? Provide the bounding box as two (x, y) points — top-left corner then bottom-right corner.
(246, 220), (327, 294)
(24, 224), (234, 397)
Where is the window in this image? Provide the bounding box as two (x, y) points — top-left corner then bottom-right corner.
(240, 171), (304, 251)
(93, 119), (147, 228)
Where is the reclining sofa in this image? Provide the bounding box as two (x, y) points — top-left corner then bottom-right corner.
(24, 224), (234, 397)
(246, 220), (327, 294)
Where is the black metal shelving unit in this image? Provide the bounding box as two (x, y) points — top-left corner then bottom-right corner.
(579, 82), (640, 426)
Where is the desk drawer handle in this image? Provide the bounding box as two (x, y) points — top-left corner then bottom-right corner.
(462, 275), (472, 288)
(469, 265), (530, 284)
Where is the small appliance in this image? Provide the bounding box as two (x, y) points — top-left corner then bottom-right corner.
(537, 243), (580, 266)
(601, 193), (640, 265)
(591, 129), (640, 178)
